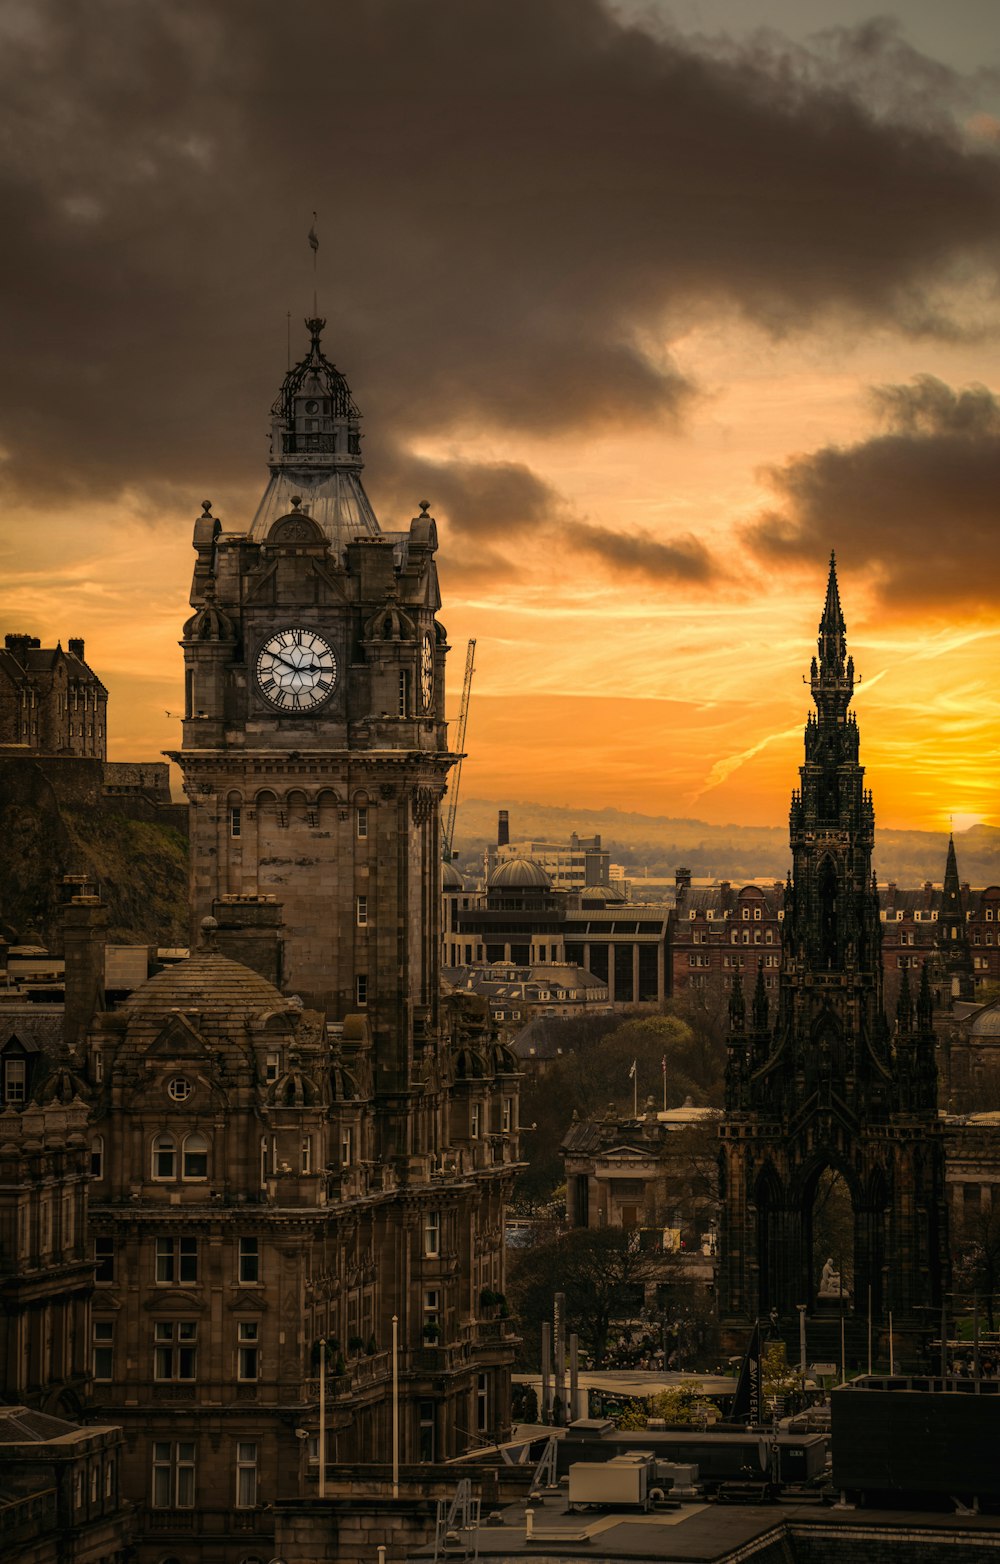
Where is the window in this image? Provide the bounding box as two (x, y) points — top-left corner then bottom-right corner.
(156, 1236), (198, 1284)
(152, 1134), (177, 1180)
(423, 1287), (440, 1336)
(4, 1057), (26, 1104)
(90, 1135), (104, 1178)
(423, 1211), (441, 1257)
(754, 905), (762, 919)
(265, 1050), (281, 1083)
(90, 1464), (99, 1503)
(356, 974), (368, 1006)
(239, 1237), (260, 1284)
(741, 907), (749, 920)
(398, 668), (411, 716)
(229, 807), (242, 838)
(93, 1321), (113, 1380)
(340, 1126), (353, 1166)
(105, 1457), (115, 1499)
(95, 1236), (114, 1283)
(301, 1136), (312, 1174)
(477, 1372), (489, 1433)
(356, 806), (368, 839)
(502, 1098), (514, 1133)
(238, 1322), (259, 1381)
(259, 1137), (268, 1186)
(167, 1077), (192, 1102)
(356, 895), (368, 927)
(182, 1133), (209, 1180)
(235, 1441), (258, 1508)
(152, 1442), (195, 1509)
(153, 1321), (197, 1380)
(418, 1399), (436, 1462)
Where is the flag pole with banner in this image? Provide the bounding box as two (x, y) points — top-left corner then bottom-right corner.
(730, 1318), (762, 1427)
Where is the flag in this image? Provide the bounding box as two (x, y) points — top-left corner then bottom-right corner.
(308, 213), (319, 253)
(628, 1059), (637, 1080)
(730, 1318), (762, 1426)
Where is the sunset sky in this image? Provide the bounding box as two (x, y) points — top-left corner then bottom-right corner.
(1, 0), (998, 831)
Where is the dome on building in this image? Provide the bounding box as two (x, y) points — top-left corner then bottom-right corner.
(442, 861), (464, 890)
(488, 857), (551, 890)
(579, 882), (627, 903)
(124, 946), (291, 1028)
(969, 999), (1000, 1039)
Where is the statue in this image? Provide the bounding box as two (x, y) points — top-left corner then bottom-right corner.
(819, 1257), (841, 1297)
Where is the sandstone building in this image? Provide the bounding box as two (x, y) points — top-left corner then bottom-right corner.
(0, 635), (107, 760)
(5, 320), (521, 1564)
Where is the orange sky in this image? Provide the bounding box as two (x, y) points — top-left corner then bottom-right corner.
(2, 313), (996, 834)
(0, 3), (998, 835)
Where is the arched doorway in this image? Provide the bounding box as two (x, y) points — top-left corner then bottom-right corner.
(806, 1166), (855, 1311)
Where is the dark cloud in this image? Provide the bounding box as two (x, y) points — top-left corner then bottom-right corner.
(371, 450), (564, 540)
(748, 375), (1000, 612)
(562, 521), (719, 583)
(0, 2), (999, 510)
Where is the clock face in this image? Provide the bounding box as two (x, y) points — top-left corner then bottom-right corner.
(420, 632), (434, 711)
(256, 628), (337, 712)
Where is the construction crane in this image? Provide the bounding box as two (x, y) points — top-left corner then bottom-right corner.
(442, 638), (476, 864)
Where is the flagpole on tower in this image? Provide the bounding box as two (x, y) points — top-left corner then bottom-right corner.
(662, 1054), (667, 1113)
(308, 210), (320, 316)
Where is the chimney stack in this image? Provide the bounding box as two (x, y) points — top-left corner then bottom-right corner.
(68, 637), (85, 659)
(61, 875), (107, 1046)
(497, 809), (509, 848)
(212, 895), (284, 988)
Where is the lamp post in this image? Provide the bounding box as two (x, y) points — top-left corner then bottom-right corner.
(392, 1314), (400, 1499)
(318, 1337), (326, 1500)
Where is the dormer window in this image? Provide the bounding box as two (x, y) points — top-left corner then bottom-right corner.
(3, 1056), (26, 1104)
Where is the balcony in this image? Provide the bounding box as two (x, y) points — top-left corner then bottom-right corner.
(0, 1488), (57, 1547)
(143, 1506), (272, 1539)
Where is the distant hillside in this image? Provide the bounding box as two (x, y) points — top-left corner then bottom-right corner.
(0, 758), (188, 948)
(452, 798), (1000, 890)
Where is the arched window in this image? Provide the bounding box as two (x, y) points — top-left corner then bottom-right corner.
(152, 1135), (176, 1181)
(182, 1132), (209, 1181)
(90, 1135), (104, 1179)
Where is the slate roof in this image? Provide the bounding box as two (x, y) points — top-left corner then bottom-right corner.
(124, 948), (291, 1026)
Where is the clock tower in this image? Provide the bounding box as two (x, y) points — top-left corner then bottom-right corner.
(173, 318), (451, 1057)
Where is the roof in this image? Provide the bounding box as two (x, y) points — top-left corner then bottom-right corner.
(0, 1406), (83, 1443)
(489, 856), (552, 890)
(124, 945), (291, 1026)
(442, 860), (464, 889)
(969, 1000), (1000, 1040)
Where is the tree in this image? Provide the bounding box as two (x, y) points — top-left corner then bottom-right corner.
(516, 1009), (711, 1204)
(954, 1203), (1000, 1331)
(509, 1226), (669, 1368)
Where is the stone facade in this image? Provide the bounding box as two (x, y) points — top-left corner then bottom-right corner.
(72, 319), (520, 1564)
(718, 558), (949, 1357)
(0, 636), (107, 760)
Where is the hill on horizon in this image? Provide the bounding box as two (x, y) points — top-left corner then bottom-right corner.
(452, 797), (1000, 890)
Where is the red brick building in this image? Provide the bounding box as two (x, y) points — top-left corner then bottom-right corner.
(669, 869), (784, 998)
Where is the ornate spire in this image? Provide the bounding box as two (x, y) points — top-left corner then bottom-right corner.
(896, 963), (913, 1035)
(752, 961), (769, 1031)
(729, 967), (746, 1030)
(944, 833), (960, 896)
(917, 958), (934, 1031)
(810, 550), (855, 724)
